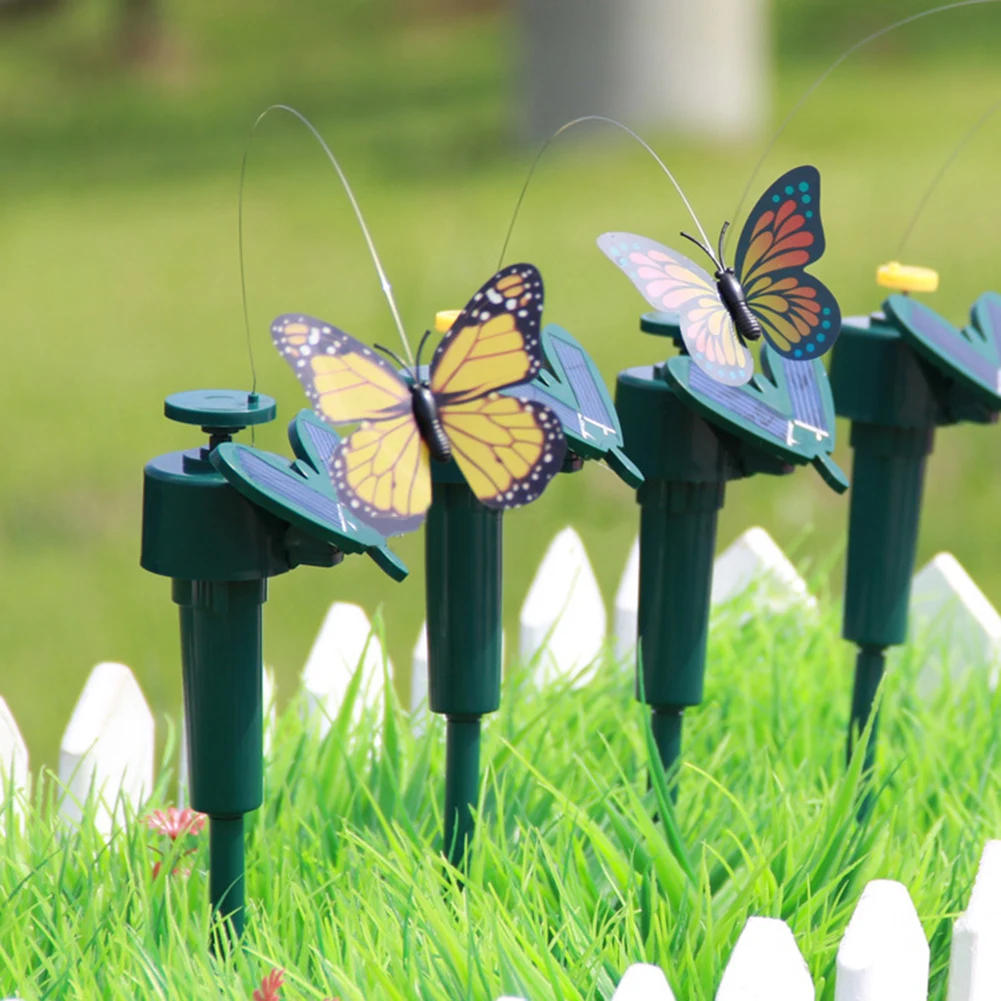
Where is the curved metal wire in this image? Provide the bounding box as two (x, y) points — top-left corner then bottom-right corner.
(238, 104), (413, 383)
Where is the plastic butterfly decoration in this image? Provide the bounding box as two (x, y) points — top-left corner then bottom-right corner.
(598, 165), (841, 386)
(271, 264), (567, 534)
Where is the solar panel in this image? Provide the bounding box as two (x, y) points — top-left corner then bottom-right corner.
(689, 364), (792, 444)
(551, 337), (616, 433)
(210, 443), (405, 577)
(501, 324), (642, 486)
(886, 294), (1001, 403)
(237, 449), (352, 534)
(783, 359), (829, 438)
(302, 416), (339, 467)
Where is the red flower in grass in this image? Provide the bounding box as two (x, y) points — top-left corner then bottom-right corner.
(145, 806), (206, 840)
(145, 806), (206, 878)
(252, 968), (340, 1001)
(253, 968), (284, 1001)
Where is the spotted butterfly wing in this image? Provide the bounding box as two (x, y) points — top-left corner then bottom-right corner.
(734, 166), (841, 361)
(430, 265), (566, 508)
(271, 315), (430, 535)
(597, 233), (752, 385)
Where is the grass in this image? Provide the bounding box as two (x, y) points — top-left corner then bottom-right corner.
(2, 594), (999, 1000)
(3, 0), (1001, 776)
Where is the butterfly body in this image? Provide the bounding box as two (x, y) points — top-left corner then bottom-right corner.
(714, 267), (762, 344)
(599, 165), (841, 386)
(272, 264), (566, 535)
(410, 381), (452, 463)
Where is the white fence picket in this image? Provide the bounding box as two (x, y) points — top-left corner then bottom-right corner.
(58, 662), (154, 837)
(301, 602), (392, 738)
(177, 665), (276, 806)
(910, 553), (1001, 695)
(519, 527), (606, 687)
(835, 879), (928, 1001)
(947, 840), (1001, 1001)
(717, 917), (813, 1001)
(711, 527), (814, 613)
(0, 696), (29, 812)
(613, 537), (640, 662)
(411, 622), (428, 717)
(611, 963), (676, 1000)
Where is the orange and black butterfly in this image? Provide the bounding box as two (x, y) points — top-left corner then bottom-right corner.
(599, 165), (841, 386)
(271, 264), (566, 535)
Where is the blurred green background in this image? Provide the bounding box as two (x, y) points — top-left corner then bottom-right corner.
(2, 0), (1001, 771)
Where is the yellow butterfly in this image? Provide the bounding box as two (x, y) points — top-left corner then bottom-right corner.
(271, 264), (567, 534)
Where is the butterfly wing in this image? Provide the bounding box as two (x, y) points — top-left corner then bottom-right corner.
(598, 233), (752, 386)
(733, 166), (841, 361)
(330, 416), (431, 535)
(271, 314), (413, 423)
(271, 314), (430, 534)
(439, 393), (565, 509)
(430, 264), (567, 508)
(430, 264), (545, 403)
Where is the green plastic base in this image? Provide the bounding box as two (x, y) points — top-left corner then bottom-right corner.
(425, 478), (502, 717)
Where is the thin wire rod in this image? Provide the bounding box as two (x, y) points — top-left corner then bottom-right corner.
(238, 104), (413, 374)
(497, 114), (711, 269)
(896, 92), (1001, 259)
(728, 0), (1001, 252)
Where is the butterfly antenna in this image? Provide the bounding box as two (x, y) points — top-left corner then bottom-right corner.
(238, 104), (415, 368)
(497, 114), (713, 269)
(374, 343), (408, 370)
(680, 230), (720, 270)
(726, 0), (1001, 256)
(897, 92), (1001, 259)
(717, 221), (730, 270)
(414, 329), (434, 376)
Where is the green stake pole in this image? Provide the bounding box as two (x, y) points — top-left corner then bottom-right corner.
(425, 475), (502, 870)
(849, 645), (886, 774)
(614, 314), (804, 790)
(443, 716), (481, 864)
(175, 577), (267, 941)
(831, 320), (938, 771)
(141, 391), (284, 946)
(209, 816), (246, 941)
(615, 363), (734, 782)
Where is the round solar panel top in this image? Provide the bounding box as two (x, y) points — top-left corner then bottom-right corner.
(164, 389), (277, 428)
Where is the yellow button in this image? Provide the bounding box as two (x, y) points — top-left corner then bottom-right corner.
(435, 310), (461, 333)
(876, 261), (939, 293)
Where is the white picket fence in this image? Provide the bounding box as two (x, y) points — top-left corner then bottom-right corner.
(3, 525), (999, 829)
(504, 843), (1001, 1001)
(2, 525), (999, 999)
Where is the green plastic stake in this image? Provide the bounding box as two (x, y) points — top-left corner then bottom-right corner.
(616, 312), (848, 782)
(425, 463), (501, 870)
(830, 292), (1001, 774)
(427, 323), (643, 870)
(141, 391), (406, 943)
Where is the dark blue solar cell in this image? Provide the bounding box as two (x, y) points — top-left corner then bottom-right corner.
(690, 364), (791, 443)
(303, 417), (340, 466)
(552, 338), (615, 430)
(908, 301), (999, 388)
(238, 450), (350, 533)
(783, 359), (827, 434)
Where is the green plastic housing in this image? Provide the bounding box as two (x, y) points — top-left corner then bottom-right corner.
(616, 367), (734, 709)
(173, 578), (267, 816)
(830, 315), (939, 647)
(142, 449), (291, 582)
(425, 474), (503, 718)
